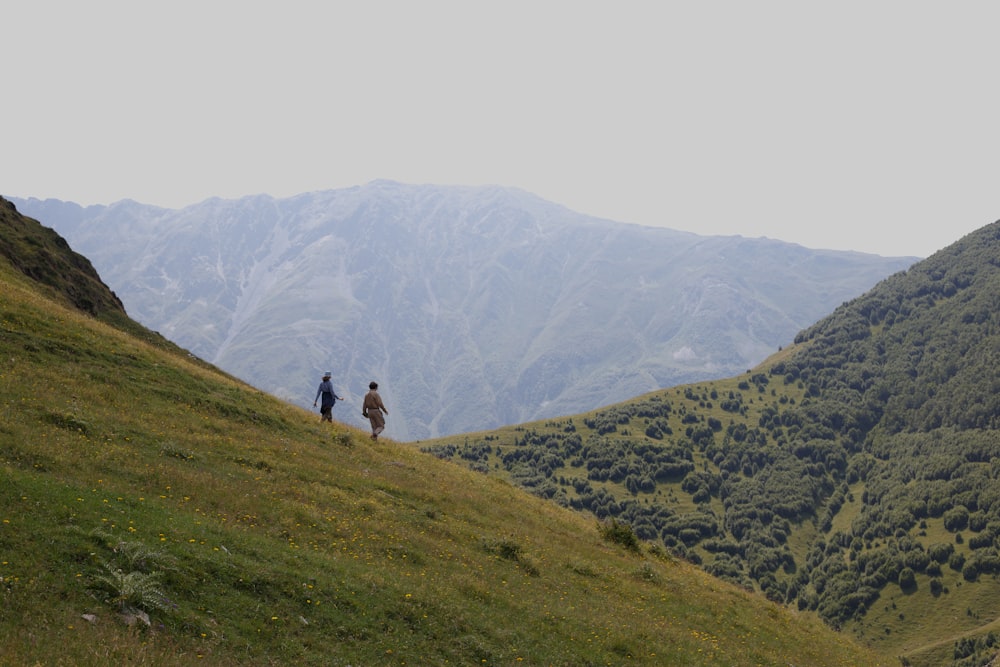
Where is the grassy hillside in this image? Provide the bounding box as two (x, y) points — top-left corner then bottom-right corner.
(421, 221), (1000, 666)
(0, 201), (889, 664)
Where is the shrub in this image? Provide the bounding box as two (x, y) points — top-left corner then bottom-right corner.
(944, 506), (970, 532)
(599, 519), (640, 553)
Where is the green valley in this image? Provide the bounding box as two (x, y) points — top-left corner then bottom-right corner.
(422, 221), (1000, 666)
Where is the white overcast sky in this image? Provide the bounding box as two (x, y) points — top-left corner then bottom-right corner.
(3, 1), (998, 257)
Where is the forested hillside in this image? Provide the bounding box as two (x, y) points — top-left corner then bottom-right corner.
(422, 220), (1000, 666)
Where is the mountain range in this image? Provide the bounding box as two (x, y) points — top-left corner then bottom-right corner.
(12, 181), (916, 440)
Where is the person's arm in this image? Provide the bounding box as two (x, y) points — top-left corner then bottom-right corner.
(314, 385), (322, 406)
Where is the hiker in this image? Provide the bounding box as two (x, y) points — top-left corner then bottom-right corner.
(362, 381), (388, 440)
(313, 371), (343, 423)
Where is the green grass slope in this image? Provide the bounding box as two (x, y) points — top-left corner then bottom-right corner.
(420, 221), (1000, 667)
(0, 201), (886, 665)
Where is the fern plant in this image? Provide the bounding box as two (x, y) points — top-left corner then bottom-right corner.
(93, 564), (170, 613)
(109, 538), (173, 573)
(86, 531), (176, 614)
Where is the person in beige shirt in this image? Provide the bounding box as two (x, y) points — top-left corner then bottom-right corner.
(362, 381), (388, 440)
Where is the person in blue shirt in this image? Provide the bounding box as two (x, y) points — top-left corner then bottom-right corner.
(313, 371), (343, 423)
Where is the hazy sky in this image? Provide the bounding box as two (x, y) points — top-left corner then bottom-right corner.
(4, 2), (998, 257)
